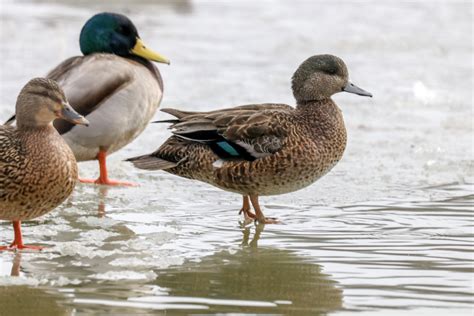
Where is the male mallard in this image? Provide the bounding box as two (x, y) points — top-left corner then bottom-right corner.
(0, 78), (88, 250)
(128, 55), (372, 224)
(6, 12), (169, 186)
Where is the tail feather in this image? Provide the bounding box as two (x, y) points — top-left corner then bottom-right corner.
(161, 108), (196, 119)
(152, 119), (180, 124)
(4, 114), (16, 126)
(126, 154), (178, 171)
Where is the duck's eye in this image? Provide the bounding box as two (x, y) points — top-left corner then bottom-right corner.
(325, 68), (338, 75)
(118, 26), (131, 36)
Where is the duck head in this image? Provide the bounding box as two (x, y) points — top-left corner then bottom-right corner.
(292, 54), (372, 102)
(79, 12), (170, 64)
(15, 78), (89, 129)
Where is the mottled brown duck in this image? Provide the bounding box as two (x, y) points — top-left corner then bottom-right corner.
(0, 78), (88, 250)
(5, 12), (169, 186)
(128, 54), (372, 224)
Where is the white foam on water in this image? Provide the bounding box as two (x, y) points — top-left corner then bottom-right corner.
(91, 270), (157, 281)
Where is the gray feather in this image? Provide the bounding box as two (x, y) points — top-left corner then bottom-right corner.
(126, 155), (178, 170)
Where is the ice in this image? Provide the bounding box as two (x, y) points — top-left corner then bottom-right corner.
(91, 271), (157, 281)
(54, 242), (122, 259)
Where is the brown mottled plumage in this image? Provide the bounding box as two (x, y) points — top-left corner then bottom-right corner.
(0, 78), (88, 250)
(128, 55), (372, 223)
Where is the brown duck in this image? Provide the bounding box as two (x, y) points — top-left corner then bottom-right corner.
(128, 55), (372, 224)
(0, 78), (88, 250)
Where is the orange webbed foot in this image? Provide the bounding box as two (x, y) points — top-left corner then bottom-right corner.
(1, 221), (45, 252)
(79, 149), (138, 186)
(79, 177), (138, 187)
(0, 244), (44, 252)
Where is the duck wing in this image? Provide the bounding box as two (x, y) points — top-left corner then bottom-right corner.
(159, 103), (294, 161)
(48, 54), (135, 134)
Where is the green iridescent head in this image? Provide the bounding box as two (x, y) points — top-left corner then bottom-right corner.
(79, 12), (170, 64)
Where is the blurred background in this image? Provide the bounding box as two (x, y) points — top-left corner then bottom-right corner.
(0, 1), (472, 315)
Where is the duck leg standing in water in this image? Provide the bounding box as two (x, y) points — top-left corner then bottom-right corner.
(2, 221), (43, 251)
(128, 54), (372, 224)
(239, 196), (255, 220)
(78, 149), (135, 186)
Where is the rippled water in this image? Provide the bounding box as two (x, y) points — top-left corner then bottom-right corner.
(0, 0), (472, 315)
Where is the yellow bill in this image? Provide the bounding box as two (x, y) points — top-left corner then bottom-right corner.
(131, 38), (170, 64)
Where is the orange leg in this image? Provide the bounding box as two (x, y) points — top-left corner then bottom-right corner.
(249, 195), (280, 224)
(0, 221), (43, 251)
(238, 196), (257, 220)
(79, 150), (137, 186)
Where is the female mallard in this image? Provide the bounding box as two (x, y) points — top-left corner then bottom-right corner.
(0, 78), (88, 250)
(6, 12), (169, 186)
(128, 54), (372, 224)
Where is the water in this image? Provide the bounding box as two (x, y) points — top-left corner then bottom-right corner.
(0, 0), (473, 315)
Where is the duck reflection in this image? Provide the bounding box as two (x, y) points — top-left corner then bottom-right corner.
(10, 252), (21, 276)
(71, 184), (110, 217)
(240, 224), (264, 247)
(0, 253), (71, 315)
(97, 186), (109, 218)
(153, 227), (343, 315)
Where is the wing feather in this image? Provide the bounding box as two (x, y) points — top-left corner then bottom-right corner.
(49, 54), (133, 134)
(161, 103), (294, 160)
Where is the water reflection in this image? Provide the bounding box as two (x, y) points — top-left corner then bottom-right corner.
(151, 226), (343, 315)
(0, 253), (71, 316)
(97, 186), (109, 218)
(72, 184), (111, 217)
(0, 286), (71, 316)
(241, 223), (264, 248)
(10, 252), (21, 277)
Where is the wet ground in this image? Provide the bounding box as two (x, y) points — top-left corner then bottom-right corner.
(0, 0), (473, 315)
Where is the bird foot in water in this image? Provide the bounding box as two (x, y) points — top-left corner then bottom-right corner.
(79, 177), (138, 186)
(239, 207), (257, 225)
(0, 243), (44, 251)
(239, 208), (280, 225)
(255, 217), (281, 225)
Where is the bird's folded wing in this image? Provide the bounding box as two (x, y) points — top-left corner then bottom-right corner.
(160, 104), (294, 160)
(48, 55), (133, 134)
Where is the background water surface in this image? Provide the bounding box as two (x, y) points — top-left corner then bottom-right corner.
(0, 1), (473, 315)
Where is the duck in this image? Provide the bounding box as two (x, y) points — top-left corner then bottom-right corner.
(127, 54), (372, 224)
(5, 12), (170, 186)
(0, 78), (88, 250)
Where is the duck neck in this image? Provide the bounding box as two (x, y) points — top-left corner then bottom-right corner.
(125, 55), (162, 88)
(296, 98), (331, 112)
(18, 124), (62, 157)
(17, 123), (57, 137)
(295, 98), (347, 143)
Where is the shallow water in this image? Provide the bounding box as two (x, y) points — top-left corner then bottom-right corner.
(0, 0), (473, 315)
